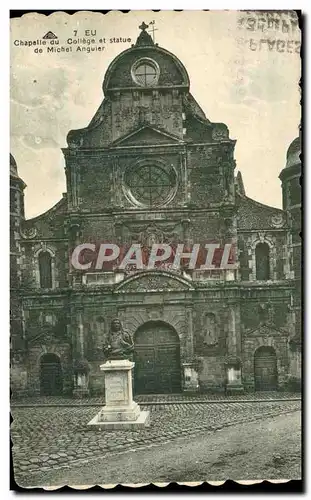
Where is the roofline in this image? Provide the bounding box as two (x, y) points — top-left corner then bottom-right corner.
(103, 44), (190, 93)
(237, 192), (284, 213)
(25, 194), (67, 222)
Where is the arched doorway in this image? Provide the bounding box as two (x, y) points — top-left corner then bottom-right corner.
(134, 321), (181, 394)
(254, 346), (278, 391)
(40, 353), (63, 396)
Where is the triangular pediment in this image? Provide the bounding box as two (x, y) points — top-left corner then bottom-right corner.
(27, 328), (56, 346)
(245, 323), (289, 338)
(111, 126), (184, 147)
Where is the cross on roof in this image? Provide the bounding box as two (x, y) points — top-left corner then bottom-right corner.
(139, 21), (149, 31)
(148, 23), (158, 42)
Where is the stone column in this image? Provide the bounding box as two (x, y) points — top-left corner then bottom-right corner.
(182, 306), (199, 392)
(225, 305), (243, 394)
(227, 306), (237, 356)
(180, 151), (189, 204)
(288, 342), (301, 390)
(77, 311), (84, 357)
(73, 309), (90, 398)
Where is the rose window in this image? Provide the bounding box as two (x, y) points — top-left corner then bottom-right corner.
(125, 163), (176, 207)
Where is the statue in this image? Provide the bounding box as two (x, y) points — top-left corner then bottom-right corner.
(103, 318), (134, 361)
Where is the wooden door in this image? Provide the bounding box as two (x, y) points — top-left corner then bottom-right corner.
(134, 347), (157, 393)
(40, 353), (63, 396)
(254, 346), (278, 391)
(134, 322), (181, 394)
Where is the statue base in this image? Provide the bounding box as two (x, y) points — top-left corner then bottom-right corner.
(87, 359), (150, 430)
(225, 383), (244, 395)
(73, 387), (90, 398)
(225, 366), (244, 395)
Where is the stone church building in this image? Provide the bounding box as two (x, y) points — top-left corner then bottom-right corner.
(10, 25), (301, 397)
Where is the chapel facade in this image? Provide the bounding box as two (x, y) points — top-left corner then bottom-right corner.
(10, 25), (301, 397)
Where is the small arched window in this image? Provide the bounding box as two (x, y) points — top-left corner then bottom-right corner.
(255, 243), (270, 281)
(39, 251), (52, 289)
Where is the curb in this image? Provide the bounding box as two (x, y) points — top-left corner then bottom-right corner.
(11, 397), (301, 408)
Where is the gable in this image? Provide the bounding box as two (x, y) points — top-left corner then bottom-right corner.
(111, 126), (184, 147)
(20, 197), (67, 240)
(237, 195), (287, 230)
(245, 323), (289, 338)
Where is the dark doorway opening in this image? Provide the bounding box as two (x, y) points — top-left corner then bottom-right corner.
(254, 346), (278, 391)
(134, 321), (181, 394)
(40, 353), (63, 396)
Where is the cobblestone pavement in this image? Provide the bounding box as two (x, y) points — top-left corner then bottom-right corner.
(20, 411), (301, 487)
(11, 391), (301, 407)
(11, 400), (301, 480)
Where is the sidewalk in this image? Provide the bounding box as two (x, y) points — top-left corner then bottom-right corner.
(11, 391), (301, 407)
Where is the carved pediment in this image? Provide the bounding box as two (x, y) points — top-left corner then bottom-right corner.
(111, 125), (184, 147)
(116, 220), (184, 246)
(245, 323), (289, 338)
(114, 270), (194, 293)
(27, 329), (57, 346)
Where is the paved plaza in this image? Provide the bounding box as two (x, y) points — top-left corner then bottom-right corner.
(19, 411), (301, 486)
(11, 395), (301, 486)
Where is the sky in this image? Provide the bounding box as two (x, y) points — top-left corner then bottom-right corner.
(10, 10), (301, 218)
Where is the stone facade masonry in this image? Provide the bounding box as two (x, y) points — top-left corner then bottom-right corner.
(10, 27), (301, 397)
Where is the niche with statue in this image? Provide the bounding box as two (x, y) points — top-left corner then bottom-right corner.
(195, 312), (219, 354)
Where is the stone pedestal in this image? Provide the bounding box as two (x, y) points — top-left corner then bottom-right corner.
(87, 359), (150, 430)
(182, 363), (199, 392)
(73, 373), (89, 398)
(225, 366), (244, 395)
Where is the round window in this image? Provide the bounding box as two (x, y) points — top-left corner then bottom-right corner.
(124, 163), (176, 207)
(131, 58), (160, 87)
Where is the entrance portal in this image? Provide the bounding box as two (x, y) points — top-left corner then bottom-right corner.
(254, 346), (278, 391)
(134, 321), (181, 394)
(40, 353), (63, 396)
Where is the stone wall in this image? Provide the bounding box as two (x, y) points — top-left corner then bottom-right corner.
(10, 360), (28, 398)
(187, 144), (234, 206)
(198, 356), (227, 391)
(26, 343), (72, 396)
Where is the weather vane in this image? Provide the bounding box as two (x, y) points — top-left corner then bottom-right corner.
(148, 20), (158, 43)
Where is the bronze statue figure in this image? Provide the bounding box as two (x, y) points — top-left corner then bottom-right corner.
(103, 318), (134, 360)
